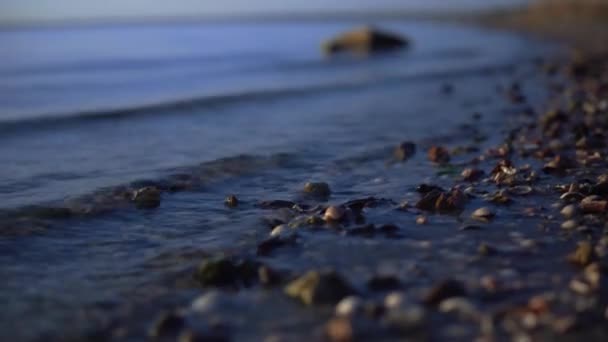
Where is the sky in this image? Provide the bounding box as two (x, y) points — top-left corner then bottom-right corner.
(0, 0), (529, 24)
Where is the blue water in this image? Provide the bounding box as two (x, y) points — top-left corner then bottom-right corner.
(0, 20), (557, 341)
(0, 21), (543, 209)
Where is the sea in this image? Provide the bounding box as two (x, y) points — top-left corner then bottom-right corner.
(0, 19), (557, 341)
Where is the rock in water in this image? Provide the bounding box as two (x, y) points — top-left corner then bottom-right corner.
(303, 182), (332, 198)
(394, 141), (417, 161)
(322, 26), (408, 55)
(132, 186), (161, 209)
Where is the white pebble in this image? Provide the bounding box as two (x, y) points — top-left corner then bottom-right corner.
(335, 296), (363, 317)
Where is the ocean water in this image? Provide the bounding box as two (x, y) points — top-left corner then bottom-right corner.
(0, 20), (542, 209)
(0, 20), (555, 341)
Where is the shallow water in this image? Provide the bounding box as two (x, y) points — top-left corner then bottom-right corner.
(0, 20), (561, 341)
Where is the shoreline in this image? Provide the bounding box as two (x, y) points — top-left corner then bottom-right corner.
(3, 11), (608, 341)
(471, 2), (608, 54)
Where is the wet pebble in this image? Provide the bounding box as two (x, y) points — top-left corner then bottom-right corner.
(384, 292), (407, 310)
(416, 215), (428, 225)
(270, 224), (289, 237)
(471, 207), (495, 221)
(194, 257), (258, 288)
(325, 316), (382, 342)
(423, 279), (467, 306)
(303, 182), (331, 198)
(382, 304), (427, 334)
(335, 296), (364, 317)
(567, 241), (597, 267)
(394, 141), (417, 161)
(132, 186), (161, 209)
(178, 328), (230, 342)
(257, 235), (296, 256)
(367, 275), (402, 291)
(560, 204), (578, 219)
(191, 291), (236, 313)
(149, 312), (185, 338)
(561, 219), (578, 230)
(224, 195), (239, 208)
(427, 146), (451, 164)
(439, 297), (480, 321)
(461, 168), (484, 182)
(284, 270), (356, 306)
(324, 206), (346, 222)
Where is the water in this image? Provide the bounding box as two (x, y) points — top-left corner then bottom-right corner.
(0, 20), (556, 341)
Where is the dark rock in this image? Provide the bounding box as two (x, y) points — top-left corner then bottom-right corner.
(149, 312), (185, 338)
(303, 182), (331, 199)
(415, 190), (442, 211)
(542, 155), (576, 174)
(26, 206), (73, 219)
(132, 186), (161, 209)
(434, 189), (467, 213)
(378, 224), (400, 235)
(322, 26), (408, 55)
(178, 329), (230, 342)
(285, 270), (357, 306)
(224, 195), (239, 208)
(423, 279), (467, 306)
(257, 236), (297, 256)
(258, 200), (296, 210)
(258, 265), (284, 286)
(427, 146), (450, 164)
(367, 275), (403, 291)
(461, 168), (485, 182)
(415, 184), (445, 194)
(193, 257), (259, 288)
(394, 141), (417, 161)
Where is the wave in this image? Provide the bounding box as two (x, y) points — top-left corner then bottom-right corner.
(0, 60), (522, 135)
(0, 152), (302, 237)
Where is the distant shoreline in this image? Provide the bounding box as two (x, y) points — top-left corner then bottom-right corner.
(0, 9), (505, 31)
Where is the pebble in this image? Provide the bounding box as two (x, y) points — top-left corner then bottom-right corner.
(383, 305), (427, 334)
(561, 219), (578, 230)
(394, 141), (417, 161)
(191, 291), (233, 313)
(416, 215), (428, 225)
(427, 146), (451, 164)
(324, 206), (346, 222)
(325, 317), (380, 342)
(224, 195), (239, 208)
(384, 292), (407, 310)
(367, 275), (402, 291)
(178, 329), (230, 342)
(423, 279), (467, 306)
(471, 207), (495, 221)
(567, 241), (596, 267)
(335, 296), (364, 317)
(284, 270), (356, 306)
(303, 182), (331, 198)
(132, 186), (161, 209)
(194, 257), (258, 288)
(461, 168), (484, 182)
(325, 317), (354, 342)
(270, 224), (288, 237)
(149, 312), (185, 338)
(439, 297), (480, 321)
(560, 204), (578, 219)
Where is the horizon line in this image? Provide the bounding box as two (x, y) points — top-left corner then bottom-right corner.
(0, 8), (516, 30)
